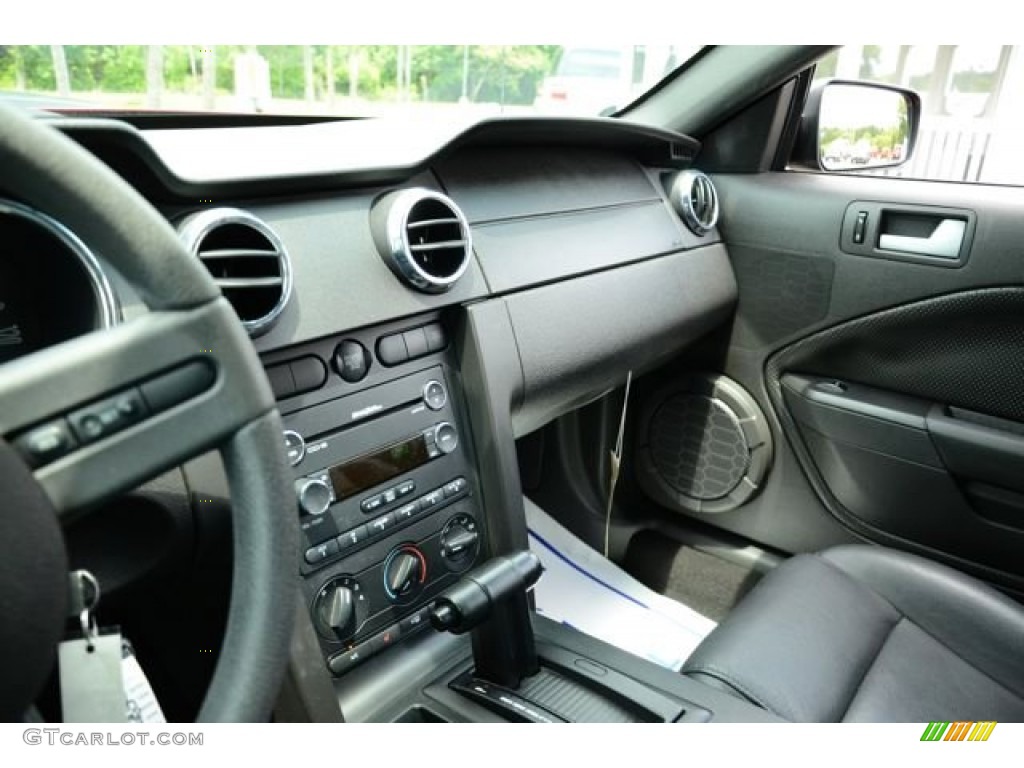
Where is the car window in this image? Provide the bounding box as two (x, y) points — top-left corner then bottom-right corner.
(0, 45), (702, 119)
(813, 45), (1024, 186)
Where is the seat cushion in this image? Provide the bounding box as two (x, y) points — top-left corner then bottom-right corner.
(681, 545), (1024, 722)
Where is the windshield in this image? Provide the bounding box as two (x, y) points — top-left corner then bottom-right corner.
(0, 45), (702, 118)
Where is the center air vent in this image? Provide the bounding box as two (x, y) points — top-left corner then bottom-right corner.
(372, 188), (472, 294)
(177, 208), (292, 337)
(668, 170), (719, 237)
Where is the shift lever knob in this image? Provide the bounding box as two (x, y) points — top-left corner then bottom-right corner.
(430, 551), (543, 634)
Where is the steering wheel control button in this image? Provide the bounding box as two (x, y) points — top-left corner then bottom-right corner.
(14, 419), (77, 467)
(290, 355), (327, 394)
(283, 430), (305, 466)
(423, 323), (447, 353)
(423, 379), (447, 410)
(68, 387), (149, 444)
(297, 476), (334, 517)
(334, 340), (371, 383)
(336, 524), (368, 552)
(376, 333), (408, 366)
(443, 476), (468, 498)
(115, 393), (143, 419)
(140, 361), (215, 412)
(433, 422), (458, 454)
(402, 327), (429, 359)
(305, 538), (339, 565)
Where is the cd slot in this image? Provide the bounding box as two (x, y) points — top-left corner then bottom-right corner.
(304, 396), (420, 442)
(286, 365), (443, 439)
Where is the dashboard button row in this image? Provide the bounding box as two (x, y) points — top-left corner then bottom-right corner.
(360, 478), (417, 514)
(266, 355), (328, 401)
(327, 607), (431, 676)
(13, 361), (214, 469)
(376, 323), (447, 368)
(306, 477), (469, 566)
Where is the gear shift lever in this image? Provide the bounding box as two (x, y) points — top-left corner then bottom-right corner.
(429, 550), (543, 688)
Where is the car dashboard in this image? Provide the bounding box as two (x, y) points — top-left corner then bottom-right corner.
(4, 112), (746, 722)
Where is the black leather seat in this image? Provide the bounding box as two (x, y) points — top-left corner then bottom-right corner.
(681, 545), (1024, 722)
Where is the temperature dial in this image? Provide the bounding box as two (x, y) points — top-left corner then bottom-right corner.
(312, 575), (368, 644)
(383, 545), (428, 604)
(440, 514), (480, 572)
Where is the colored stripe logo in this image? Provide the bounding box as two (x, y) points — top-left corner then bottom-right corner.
(921, 721), (997, 741)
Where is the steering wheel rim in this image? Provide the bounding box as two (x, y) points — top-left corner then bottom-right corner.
(0, 102), (298, 722)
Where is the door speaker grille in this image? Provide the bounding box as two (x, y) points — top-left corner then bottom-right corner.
(649, 395), (750, 500)
(637, 374), (773, 515)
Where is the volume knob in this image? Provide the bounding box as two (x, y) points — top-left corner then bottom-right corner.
(297, 477), (333, 517)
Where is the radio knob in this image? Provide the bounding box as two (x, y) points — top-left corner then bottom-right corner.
(433, 422), (458, 455)
(283, 430), (306, 466)
(423, 379), (447, 411)
(297, 477), (333, 517)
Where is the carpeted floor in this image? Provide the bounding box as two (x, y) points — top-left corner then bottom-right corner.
(623, 530), (762, 622)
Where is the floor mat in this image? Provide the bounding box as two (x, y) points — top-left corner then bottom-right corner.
(623, 530), (761, 622)
(525, 499), (716, 671)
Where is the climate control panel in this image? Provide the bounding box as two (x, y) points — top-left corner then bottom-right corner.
(306, 503), (482, 674)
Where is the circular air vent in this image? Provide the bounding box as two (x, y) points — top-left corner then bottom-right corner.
(668, 170), (719, 236)
(178, 208), (292, 337)
(375, 188), (471, 294)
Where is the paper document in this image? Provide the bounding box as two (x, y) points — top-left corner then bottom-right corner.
(526, 498), (716, 671)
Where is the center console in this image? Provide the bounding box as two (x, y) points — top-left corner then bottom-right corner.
(265, 308), (777, 724)
(262, 313), (487, 680)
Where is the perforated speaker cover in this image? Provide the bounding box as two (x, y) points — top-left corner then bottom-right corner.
(650, 395), (749, 500)
(637, 374), (772, 515)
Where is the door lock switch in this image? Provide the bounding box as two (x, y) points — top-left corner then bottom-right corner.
(853, 211), (868, 244)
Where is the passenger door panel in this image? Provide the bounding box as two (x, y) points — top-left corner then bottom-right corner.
(636, 171), (1024, 590)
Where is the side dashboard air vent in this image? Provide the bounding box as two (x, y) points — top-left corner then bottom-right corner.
(372, 188), (472, 294)
(668, 170), (719, 237)
(177, 208), (293, 336)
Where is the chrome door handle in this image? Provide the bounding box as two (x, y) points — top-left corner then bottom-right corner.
(878, 219), (966, 259)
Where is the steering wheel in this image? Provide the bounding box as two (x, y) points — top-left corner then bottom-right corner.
(0, 103), (298, 721)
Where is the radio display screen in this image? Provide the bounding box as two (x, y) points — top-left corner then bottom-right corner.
(329, 434), (430, 501)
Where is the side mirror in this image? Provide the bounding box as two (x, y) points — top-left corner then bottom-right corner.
(792, 79), (921, 172)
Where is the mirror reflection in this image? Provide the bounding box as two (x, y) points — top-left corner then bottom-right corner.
(819, 84), (910, 170)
